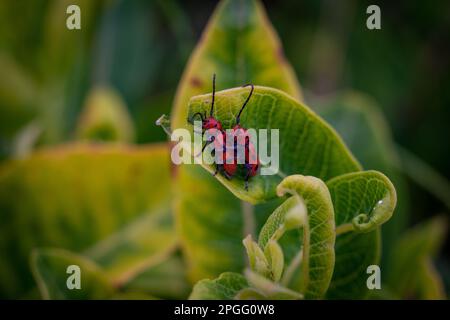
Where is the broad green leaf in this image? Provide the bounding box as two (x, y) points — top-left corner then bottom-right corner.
(0, 143), (175, 298)
(76, 86), (135, 143)
(170, 0), (304, 284)
(258, 175), (335, 299)
(386, 216), (447, 299)
(325, 170), (397, 299)
(189, 272), (249, 300)
(31, 248), (114, 300)
(187, 86), (361, 203)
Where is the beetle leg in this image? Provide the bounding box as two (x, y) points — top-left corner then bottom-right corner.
(195, 141), (209, 157)
(244, 166), (251, 191)
(223, 171), (232, 180)
(195, 136), (216, 157)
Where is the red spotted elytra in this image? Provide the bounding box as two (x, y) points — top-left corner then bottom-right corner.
(188, 74), (260, 190)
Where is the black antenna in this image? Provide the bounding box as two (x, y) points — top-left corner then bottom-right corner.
(210, 73), (216, 117)
(236, 84), (254, 125)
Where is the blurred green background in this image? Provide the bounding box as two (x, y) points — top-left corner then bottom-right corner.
(2, 0), (449, 177)
(0, 0), (449, 299)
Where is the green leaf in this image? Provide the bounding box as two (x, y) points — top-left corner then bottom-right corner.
(325, 170), (397, 299)
(123, 255), (191, 300)
(84, 205), (177, 286)
(264, 240), (284, 282)
(171, 0), (304, 284)
(386, 216), (447, 299)
(328, 170), (396, 234)
(189, 272), (249, 300)
(242, 235), (271, 278)
(171, 0), (302, 131)
(175, 165), (250, 283)
(259, 175), (335, 299)
(316, 92), (410, 265)
(187, 85), (361, 202)
(31, 248), (114, 300)
(240, 269), (303, 300)
(0, 143), (175, 298)
(76, 86), (135, 143)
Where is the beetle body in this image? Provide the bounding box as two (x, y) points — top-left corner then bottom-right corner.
(188, 74), (260, 190)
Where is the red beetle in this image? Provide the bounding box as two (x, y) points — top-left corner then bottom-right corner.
(188, 75), (260, 190)
(226, 84), (260, 190)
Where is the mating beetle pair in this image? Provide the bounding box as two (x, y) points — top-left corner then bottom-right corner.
(188, 74), (260, 190)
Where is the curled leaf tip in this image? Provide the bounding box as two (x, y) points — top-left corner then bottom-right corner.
(276, 175), (328, 199)
(352, 182), (397, 233)
(155, 114), (167, 126)
(156, 114), (173, 137)
(327, 170), (397, 234)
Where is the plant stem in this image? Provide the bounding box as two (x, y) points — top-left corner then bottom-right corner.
(335, 223), (354, 236)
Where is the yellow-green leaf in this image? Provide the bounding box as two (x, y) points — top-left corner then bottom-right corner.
(31, 248), (114, 300)
(0, 143), (175, 298)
